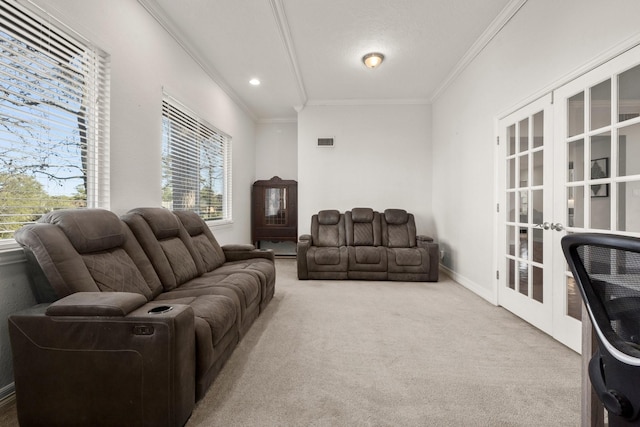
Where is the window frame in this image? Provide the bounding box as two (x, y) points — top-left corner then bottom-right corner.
(161, 93), (233, 224)
(0, 0), (110, 245)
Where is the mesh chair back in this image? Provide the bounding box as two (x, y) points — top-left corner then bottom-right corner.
(562, 233), (640, 425)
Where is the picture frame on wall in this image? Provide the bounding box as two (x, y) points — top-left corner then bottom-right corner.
(591, 157), (609, 198)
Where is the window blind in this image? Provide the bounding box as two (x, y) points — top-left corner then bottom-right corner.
(162, 94), (232, 222)
(0, 0), (110, 239)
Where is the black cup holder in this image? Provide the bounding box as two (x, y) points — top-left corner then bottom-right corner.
(148, 305), (173, 314)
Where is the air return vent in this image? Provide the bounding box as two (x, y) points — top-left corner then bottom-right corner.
(317, 137), (334, 147)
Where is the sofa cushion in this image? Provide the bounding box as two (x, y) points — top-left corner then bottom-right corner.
(128, 208), (180, 240)
(351, 208), (374, 223)
(174, 210), (226, 271)
(353, 223), (375, 246)
(313, 247), (342, 265)
(123, 209), (201, 291)
(317, 210), (340, 225)
(40, 209), (125, 254)
(391, 248), (423, 266)
(384, 209), (408, 225)
(354, 246), (382, 264)
(82, 249), (154, 298)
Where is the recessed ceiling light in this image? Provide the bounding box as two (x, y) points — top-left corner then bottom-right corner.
(249, 78), (261, 86)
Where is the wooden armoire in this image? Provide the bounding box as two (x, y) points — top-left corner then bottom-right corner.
(251, 176), (297, 248)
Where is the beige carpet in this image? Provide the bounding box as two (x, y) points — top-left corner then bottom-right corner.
(187, 259), (580, 426)
(0, 259), (581, 426)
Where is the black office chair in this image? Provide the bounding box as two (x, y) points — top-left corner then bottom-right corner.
(562, 233), (640, 426)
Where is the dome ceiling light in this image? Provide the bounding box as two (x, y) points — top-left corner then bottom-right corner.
(362, 52), (384, 69)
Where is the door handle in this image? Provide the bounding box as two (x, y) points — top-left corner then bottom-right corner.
(535, 222), (551, 230)
(551, 223), (564, 231)
(534, 222), (563, 231)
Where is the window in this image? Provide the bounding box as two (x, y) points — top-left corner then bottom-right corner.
(162, 94), (232, 222)
(0, 0), (110, 240)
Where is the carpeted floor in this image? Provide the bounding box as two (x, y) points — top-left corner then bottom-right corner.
(187, 259), (580, 426)
(0, 258), (581, 426)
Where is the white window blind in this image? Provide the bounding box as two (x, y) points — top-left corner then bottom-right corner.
(162, 94), (232, 222)
(0, 0), (110, 240)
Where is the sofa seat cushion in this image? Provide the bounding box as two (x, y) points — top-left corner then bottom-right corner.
(198, 272), (261, 308)
(354, 246), (382, 264)
(387, 248), (430, 272)
(306, 247), (348, 275)
(313, 247), (342, 265)
(347, 246), (387, 273)
(217, 259), (275, 287)
(156, 295), (236, 347)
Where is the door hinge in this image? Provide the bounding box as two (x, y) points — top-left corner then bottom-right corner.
(496, 136), (500, 145)
(496, 203), (500, 213)
(496, 270), (500, 280)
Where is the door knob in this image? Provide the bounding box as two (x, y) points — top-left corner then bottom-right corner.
(535, 222), (551, 230)
(551, 223), (564, 231)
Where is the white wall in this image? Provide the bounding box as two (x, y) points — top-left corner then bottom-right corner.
(432, 0), (640, 301)
(33, 0), (257, 244)
(297, 103), (433, 236)
(255, 121), (298, 181)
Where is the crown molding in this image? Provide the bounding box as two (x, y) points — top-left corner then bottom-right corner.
(306, 98), (430, 107)
(137, 0), (258, 122)
(257, 117), (298, 124)
(430, 0), (528, 103)
(269, 0), (308, 107)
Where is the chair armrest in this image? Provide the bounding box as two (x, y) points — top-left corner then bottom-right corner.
(416, 239), (440, 282)
(296, 235), (312, 279)
(46, 292), (147, 317)
(222, 244), (275, 262)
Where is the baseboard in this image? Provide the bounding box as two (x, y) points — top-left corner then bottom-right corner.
(0, 383), (15, 409)
(439, 265), (498, 305)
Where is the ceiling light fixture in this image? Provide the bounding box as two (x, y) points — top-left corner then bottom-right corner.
(362, 52), (384, 69)
(249, 78), (261, 86)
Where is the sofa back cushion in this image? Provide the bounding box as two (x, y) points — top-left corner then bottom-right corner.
(123, 208), (201, 291)
(15, 209), (157, 300)
(311, 210), (345, 247)
(346, 208), (381, 247)
(383, 209), (417, 248)
(173, 210), (226, 272)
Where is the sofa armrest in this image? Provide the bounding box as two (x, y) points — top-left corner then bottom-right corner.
(9, 298), (196, 427)
(417, 235), (434, 243)
(222, 244), (275, 262)
(296, 235), (312, 280)
(299, 234), (312, 243)
(46, 292), (147, 317)
(417, 238), (440, 281)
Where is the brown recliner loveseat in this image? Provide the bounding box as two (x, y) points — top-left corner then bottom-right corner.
(9, 207), (275, 427)
(297, 208), (438, 282)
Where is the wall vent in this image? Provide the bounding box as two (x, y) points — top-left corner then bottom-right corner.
(317, 137), (334, 147)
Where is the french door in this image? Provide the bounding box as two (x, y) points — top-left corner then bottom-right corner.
(498, 94), (555, 337)
(497, 44), (640, 352)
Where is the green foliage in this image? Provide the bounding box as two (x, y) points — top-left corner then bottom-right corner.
(0, 173), (85, 238)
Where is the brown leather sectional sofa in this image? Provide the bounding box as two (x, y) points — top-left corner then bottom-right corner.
(297, 208), (439, 282)
(9, 207), (275, 427)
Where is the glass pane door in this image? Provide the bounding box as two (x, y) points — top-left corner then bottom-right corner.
(498, 94), (553, 334)
(553, 45), (640, 353)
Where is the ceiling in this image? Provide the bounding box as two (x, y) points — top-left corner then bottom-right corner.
(139, 0), (522, 122)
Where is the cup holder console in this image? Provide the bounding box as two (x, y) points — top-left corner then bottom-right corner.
(148, 305), (173, 314)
